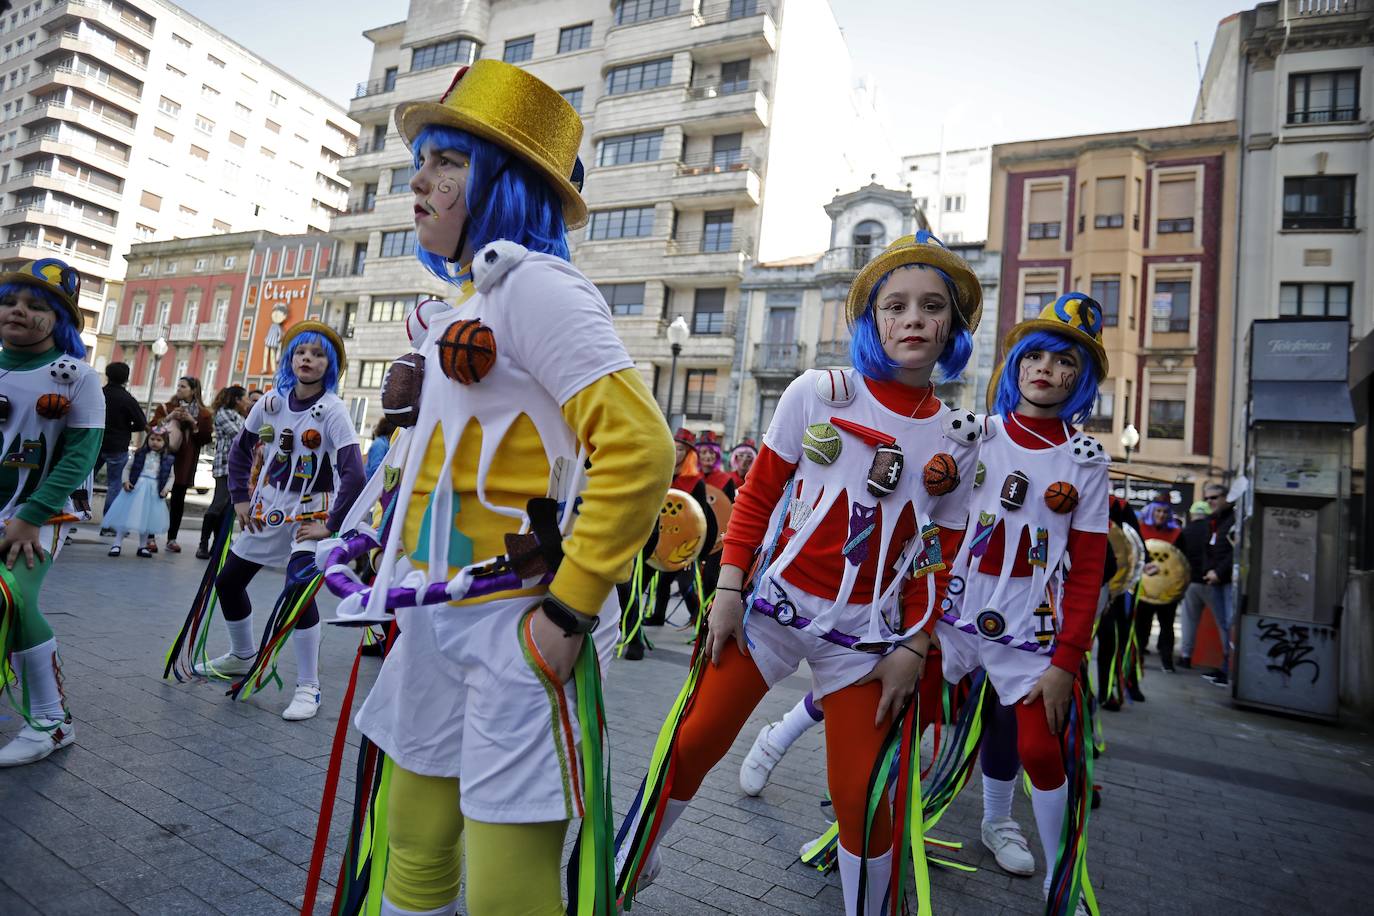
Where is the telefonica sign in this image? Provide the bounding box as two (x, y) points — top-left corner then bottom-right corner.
(1251, 319), (1349, 382)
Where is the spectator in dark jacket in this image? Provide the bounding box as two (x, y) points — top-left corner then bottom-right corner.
(1176, 500), (1212, 668)
(1199, 485), (1235, 685)
(99, 362), (147, 529)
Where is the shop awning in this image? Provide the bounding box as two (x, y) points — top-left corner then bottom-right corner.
(1251, 380), (1356, 425)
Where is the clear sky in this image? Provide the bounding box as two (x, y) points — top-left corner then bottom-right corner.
(177, 0), (1245, 153)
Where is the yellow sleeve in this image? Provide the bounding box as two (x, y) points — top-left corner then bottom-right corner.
(550, 368), (675, 615)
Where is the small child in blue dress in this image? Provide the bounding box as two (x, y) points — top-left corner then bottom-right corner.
(105, 426), (174, 558)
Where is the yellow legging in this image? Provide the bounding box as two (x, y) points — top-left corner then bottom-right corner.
(385, 764), (568, 915)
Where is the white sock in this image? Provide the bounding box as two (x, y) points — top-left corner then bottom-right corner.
(225, 616), (256, 657)
(378, 898), (455, 916)
(292, 621), (322, 687)
(13, 639), (65, 721)
(772, 696), (823, 751)
(982, 773), (1017, 824)
(837, 845), (892, 916)
(1030, 780), (1069, 893)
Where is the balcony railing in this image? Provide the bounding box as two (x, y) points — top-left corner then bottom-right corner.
(115, 322), (139, 342)
(169, 322), (196, 343)
(354, 136), (387, 155)
(140, 323), (164, 342)
(752, 341), (806, 375)
(198, 321), (227, 342)
(0, 204), (116, 234)
(694, 0), (777, 25)
(64, 0), (155, 37)
(676, 148), (761, 176)
(34, 66), (143, 104)
(21, 101), (136, 135)
(816, 246), (880, 274)
(685, 78), (770, 101)
(355, 76), (395, 99)
(665, 231), (753, 256)
(814, 340), (851, 367)
(681, 396), (723, 422)
(1288, 106), (1361, 124)
(330, 259), (368, 278)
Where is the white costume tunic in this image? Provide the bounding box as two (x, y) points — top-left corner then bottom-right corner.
(937, 416), (1109, 702)
(744, 368), (980, 699)
(230, 389), (358, 566)
(351, 243), (629, 824)
(0, 353), (102, 554)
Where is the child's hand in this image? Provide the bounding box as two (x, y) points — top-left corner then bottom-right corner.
(123, 482), (134, 491)
(160, 490), (170, 499)
(296, 520), (331, 542)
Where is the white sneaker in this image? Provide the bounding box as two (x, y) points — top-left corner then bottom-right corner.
(282, 684), (321, 721)
(0, 718), (75, 767)
(739, 722), (786, 796)
(615, 841), (661, 893)
(192, 651), (255, 678)
(981, 817), (1035, 876)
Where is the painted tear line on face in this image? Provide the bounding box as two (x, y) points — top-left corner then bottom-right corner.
(1058, 368), (1079, 391)
(882, 315), (898, 344)
(929, 316), (948, 346)
(1018, 358), (1069, 406)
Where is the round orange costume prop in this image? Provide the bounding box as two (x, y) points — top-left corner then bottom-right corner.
(648, 488), (708, 572)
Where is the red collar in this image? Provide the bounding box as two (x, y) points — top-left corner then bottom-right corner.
(863, 377), (940, 419)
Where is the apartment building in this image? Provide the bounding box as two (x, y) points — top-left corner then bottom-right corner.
(988, 121), (1239, 496)
(1195, 0), (1373, 474)
(319, 0), (896, 430)
(0, 0), (356, 357)
(113, 231), (340, 402)
(901, 145), (993, 244)
(729, 181), (1000, 442)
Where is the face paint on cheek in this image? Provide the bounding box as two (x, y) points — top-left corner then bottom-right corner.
(929, 317), (948, 345)
(882, 315), (897, 344)
(1058, 369), (1078, 391)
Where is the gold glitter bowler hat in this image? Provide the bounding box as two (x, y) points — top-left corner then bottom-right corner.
(280, 320), (348, 375)
(1004, 292), (1109, 378)
(0, 258), (83, 331)
(395, 60), (588, 229)
(845, 231), (982, 332)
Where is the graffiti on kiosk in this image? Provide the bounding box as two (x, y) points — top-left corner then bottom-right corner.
(1256, 619), (1321, 684)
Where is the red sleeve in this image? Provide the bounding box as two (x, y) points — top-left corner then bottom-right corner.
(901, 526), (966, 633)
(1052, 528), (1108, 674)
(720, 444), (797, 570)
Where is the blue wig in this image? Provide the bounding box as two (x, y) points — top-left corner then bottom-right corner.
(275, 330), (340, 393)
(411, 125), (569, 285)
(849, 264), (973, 384)
(0, 281), (86, 359)
(992, 330), (1100, 425)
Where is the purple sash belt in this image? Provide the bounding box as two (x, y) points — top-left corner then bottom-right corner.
(749, 595), (888, 654)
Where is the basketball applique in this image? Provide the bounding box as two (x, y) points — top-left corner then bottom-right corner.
(1044, 481), (1080, 514)
(976, 609), (1006, 639)
(381, 353), (425, 427)
(437, 318), (497, 384)
(301, 429), (322, 450)
(35, 393), (71, 419)
(801, 422), (842, 465)
(923, 452), (959, 496)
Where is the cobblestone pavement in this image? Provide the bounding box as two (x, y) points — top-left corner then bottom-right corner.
(3, 536), (1373, 915)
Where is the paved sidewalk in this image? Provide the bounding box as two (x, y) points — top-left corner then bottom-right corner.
(2, 538), (1373, 914)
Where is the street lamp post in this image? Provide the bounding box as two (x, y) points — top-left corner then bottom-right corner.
(145, 336), (168, 417)
(664, 316), (690, 428)
(1119, 422), (1140, 506)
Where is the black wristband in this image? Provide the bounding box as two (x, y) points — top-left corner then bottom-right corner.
(716, 586), (742, 593)
(540, 594), (599, 636)
(897, 642), (925, 660)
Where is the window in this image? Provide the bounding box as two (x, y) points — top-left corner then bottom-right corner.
(383, 66), (398, 92)
(1279, 282), (1351, 318)
(411, 37), (479, 72)
(264, 118), (280, 134)
(224, 255), (237, 268)
(380, 229), (415, 258)
(728, 0), (760, 18)
(270, 91), (285, 108)
(389, 165), (416, 194)
(1085, 387), (1115, 433)
(1156, 176), (1195, 234)
(1094, 177), (1124, 228)
(140, 190), (162, 212)
(207, 54), (225, 68)
(166, 63), (185, 78)
(189, 144), (208, 161)
(701, 210), (734, 252)
(943, 194), (964, 213)
(194, 114), (214, 134)
(709, 133), (744, 169)
(683, 368), (717, 419)
(1026, 184), (1062, 239)
(259, 146), (275, 160)
(914, 197), (928, 211)
(172, 33), (191, 50)
(503, 35), (533, 63)
(597, 130), (663, 166)
(369, 295), (414, 322)
(1091, 276), (1121, 327)
(560, 87), (584, 112)
(720, 59), (750, 94)
(163, 261), (178, 275)
(1289, 69), (1360, 124)
(588, 206), (655, 240)
(135, 223), (155, 240)
(1148, 385), (1186, 439)
(692, 287), (726, 334)
(235, 101), (251, 119)
(597, 282), (646, 316)
(1151, 279), (1191, 333)
(158, 95), (180, 116)
(615, 0), (680, 25)
(358, 360), (388, 389)
(606, 58), (673, 95)
(559, 23), (592, 54)
(1022, 280), (1057, 319)
(1283, 175), (1356, 230)
(351, 245), (367, 275)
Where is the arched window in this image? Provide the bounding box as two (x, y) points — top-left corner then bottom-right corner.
(852, 220), (886, 268)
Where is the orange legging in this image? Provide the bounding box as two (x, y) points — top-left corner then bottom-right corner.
(668, 643), (944, 855)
